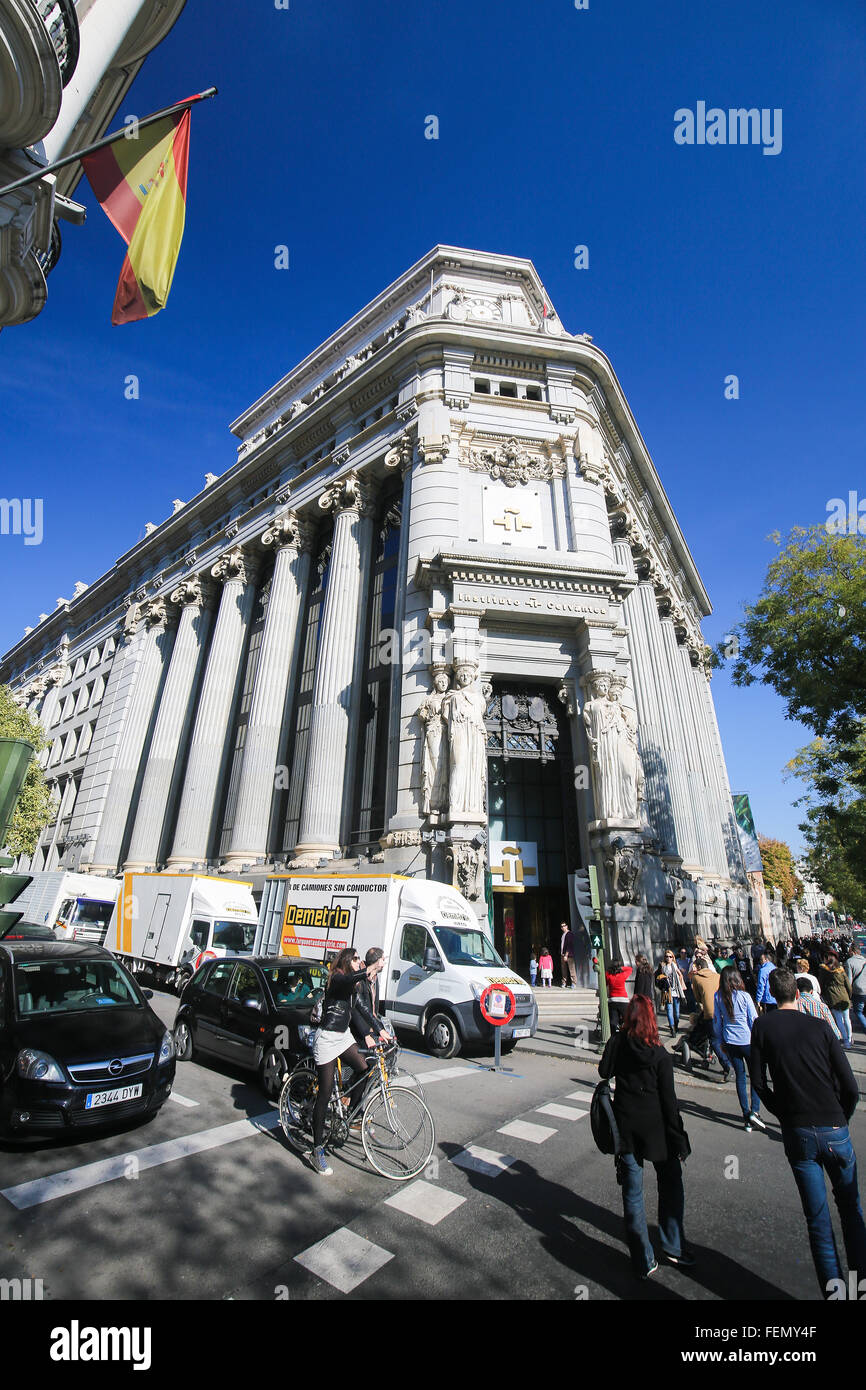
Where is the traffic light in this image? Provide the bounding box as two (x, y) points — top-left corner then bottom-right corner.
(574, 865), (601, 934)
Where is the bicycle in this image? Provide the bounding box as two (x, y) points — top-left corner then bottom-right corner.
(278, 1041), (435, 1181)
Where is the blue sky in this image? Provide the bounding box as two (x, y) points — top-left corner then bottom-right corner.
(1, 0), (864, 855)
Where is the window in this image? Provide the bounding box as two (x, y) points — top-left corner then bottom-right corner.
(263, 964), (327, 1006)
(498, 383), (517, 398)
(201, 961), (236, 999)
(525, 386), (542, 402)
(474, 379), (491, 394)
(401, 923), (434, 967)
(230, 964), (264, 1005)
(190, 919), (209, 952)
(211, 920), (256, 953)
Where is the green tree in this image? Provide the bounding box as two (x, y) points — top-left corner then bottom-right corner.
(722, 526), (866, 741)
(0, 686), (57, 857)
(757, 836), (804, 906)
(720, 525), (866, 914)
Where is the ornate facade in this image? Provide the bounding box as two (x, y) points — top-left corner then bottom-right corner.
(1, 246), (753, 967)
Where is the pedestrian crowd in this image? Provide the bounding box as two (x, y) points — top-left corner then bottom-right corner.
(595, 931), (866, 1296)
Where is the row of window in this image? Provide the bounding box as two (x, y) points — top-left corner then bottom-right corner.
(475, 379), (544, 402)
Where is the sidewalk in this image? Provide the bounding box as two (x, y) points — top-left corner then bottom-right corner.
(521, 986), (866, 1091)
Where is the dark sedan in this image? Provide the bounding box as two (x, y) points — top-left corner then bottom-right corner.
(173, 955), (326, 1097)
(0, 941), (176, 1139)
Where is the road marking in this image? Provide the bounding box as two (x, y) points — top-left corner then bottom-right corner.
(1, 1112), (281, 1210)
(295, 1228), (393, 1294)
(498, 1119), (558, 1144)
(384, 1180), (466, 1225)
(167, 1092), (199, 1107)
(451, 1145), (517, 1178)
(536, 1103), (588, 1121)
(566, 1090), (592, 1102)
(412, 1066), (474, 1085)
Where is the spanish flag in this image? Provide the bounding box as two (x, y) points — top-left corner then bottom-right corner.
(81, 109), (191, 325)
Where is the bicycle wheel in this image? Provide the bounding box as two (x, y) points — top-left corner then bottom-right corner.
(279, 1064), (317, 1152)
(361, 1086), (435, 1181)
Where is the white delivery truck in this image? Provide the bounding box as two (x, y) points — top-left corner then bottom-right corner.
(256, 873), (539, 1058)
(6, 870), (121, 942)
(109, 873), (259, 993)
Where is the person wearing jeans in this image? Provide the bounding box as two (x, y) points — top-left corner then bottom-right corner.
(818, 951), (853, 1048)
(750, 968), (865, 1297)
(712, 966), (764, 1131)
(845, 944), (866, 1036)
(656, 952), (687, 1037)
(599, 995), (692, 1279)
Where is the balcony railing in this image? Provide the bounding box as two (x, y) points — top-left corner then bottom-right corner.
(34, 0), (79, 87)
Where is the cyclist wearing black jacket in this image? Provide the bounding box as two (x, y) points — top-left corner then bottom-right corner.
(351, 948), (392, 1046)
(310, 948), (379, 1175)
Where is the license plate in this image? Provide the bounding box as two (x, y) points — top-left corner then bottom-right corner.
(85, 1084), (143, 1110)
(511, 1028), (531, 1039)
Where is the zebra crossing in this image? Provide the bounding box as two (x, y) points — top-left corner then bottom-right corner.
(292, 1087), (590, 1294)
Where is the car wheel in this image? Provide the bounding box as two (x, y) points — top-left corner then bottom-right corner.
(174, 1018), (195, 1062)
(174, 968), (193, 995)
(261, 1046), (289, 1098)
(425, 1011), (460, 1059)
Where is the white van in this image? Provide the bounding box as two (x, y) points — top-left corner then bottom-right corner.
(255, 873), (538, 1058)
(7, 871), (120, 943)
(109, 873), (259, 992)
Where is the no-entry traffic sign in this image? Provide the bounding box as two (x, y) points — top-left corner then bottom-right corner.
(479, 983), (516, 1026)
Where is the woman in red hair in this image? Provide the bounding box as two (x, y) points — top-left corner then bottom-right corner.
(598, 994), (693, 1279)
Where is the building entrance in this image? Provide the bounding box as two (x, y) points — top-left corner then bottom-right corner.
(485, 685), (580, 982)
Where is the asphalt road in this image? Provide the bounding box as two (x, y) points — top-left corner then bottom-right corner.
(1, 990), (864, 1303)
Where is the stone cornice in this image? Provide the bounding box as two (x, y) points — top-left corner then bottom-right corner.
(416, 548), (634, 602)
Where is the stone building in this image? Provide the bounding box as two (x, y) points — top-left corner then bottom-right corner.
(1, 246), (753, 972)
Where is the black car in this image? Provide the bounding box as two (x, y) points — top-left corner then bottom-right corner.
(0, 921), (57, 942)
(173, 955), (327, 1097)
(0, 941), (176, 1139)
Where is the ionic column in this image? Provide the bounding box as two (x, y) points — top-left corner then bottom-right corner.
(675, 639), (729, 877)
(294, 473), (375, 859)
(623, 567), (698, 864)
(223, 513), (314, 867)
(167, 548), (260, 869)
(89, 597), (176, 874)
(655, 604), (703, 869)
(123, 575), (214, 871)
(692, 662), (747, 881)
(618, 547), (676, 853)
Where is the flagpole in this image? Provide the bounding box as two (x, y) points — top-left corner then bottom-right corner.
(0, 88), (218, 200)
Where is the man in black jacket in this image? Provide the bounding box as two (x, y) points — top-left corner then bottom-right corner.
(749, 968), (866, 1297)
(350, 948), (391, 1047)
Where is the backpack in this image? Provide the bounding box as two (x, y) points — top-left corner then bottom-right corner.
(590, 1078), (622, 1155)
(309, 991), (324, 1026)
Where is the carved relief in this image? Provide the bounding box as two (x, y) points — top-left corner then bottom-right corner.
(460, 434), (565, 486)
(448, 840), (484, 901)
(605, 837), (642, 905)
(170, 575), (207, 608)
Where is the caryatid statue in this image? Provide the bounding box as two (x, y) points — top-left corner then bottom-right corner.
(418, 668), (451, 817)
(442, 661), (488, 822)
(608, 675), (645, 824)
(582, 670), (644, 823)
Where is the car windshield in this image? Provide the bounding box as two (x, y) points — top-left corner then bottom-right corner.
(14, 959), (141, 1015)
(211, 920), (256, 953)
(432, 926), (504, 967)
(262, 964), (328, 1006)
